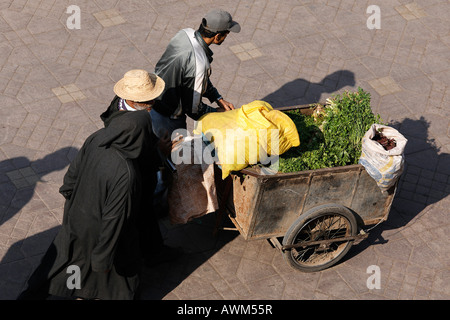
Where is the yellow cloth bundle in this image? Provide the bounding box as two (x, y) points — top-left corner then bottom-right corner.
(195, 100), (300, 179)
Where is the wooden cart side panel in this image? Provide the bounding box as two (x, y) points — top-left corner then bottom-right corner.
(302, 169), (360, 214)
(239, 166), (362, 240)
(229, 164), (396, 241)
(350, 169), (395, 225)
(230, 174), (262, 239)
(250, 175), (311, 239)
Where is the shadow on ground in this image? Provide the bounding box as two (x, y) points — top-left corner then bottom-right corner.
(345, 116), (450, 260)
(262, 70), (356, 107)
(138, 212), (238, 299)
(0, 147), (77, 299)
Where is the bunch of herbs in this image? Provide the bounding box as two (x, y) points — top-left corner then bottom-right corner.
(278, 87), (383, 173)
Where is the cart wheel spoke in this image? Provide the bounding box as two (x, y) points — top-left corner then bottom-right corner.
(282, 205), (357, 272)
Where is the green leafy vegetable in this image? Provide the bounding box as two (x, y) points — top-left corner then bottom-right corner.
(278, 87), (383, 173)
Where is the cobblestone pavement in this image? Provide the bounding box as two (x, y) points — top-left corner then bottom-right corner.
(0, 0), (449, 300)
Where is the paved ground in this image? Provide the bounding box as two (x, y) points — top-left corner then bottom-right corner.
(0, 0), (449, 300)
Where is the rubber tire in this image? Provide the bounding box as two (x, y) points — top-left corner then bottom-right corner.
(282, 204), (357, 272)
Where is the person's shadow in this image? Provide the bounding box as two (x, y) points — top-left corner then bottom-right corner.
(344, 116), (449, 259)
(0, 147), (78, 299)
(262, 70), (356, 108)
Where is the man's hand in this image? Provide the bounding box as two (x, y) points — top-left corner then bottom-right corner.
(216, 98), (235, 111)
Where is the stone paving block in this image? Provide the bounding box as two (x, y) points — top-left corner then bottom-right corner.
(229, 42), (262, 61)
(317, 270), (358, 299)
(246, 274), (286, 299)
(368, 76), (402, 96)
(395, 3), (427, 21)
(93, 9), (126, 27)
(172, 275), (219, 299)
(52, 84), (86, 103)
(236, 258), (278, 284)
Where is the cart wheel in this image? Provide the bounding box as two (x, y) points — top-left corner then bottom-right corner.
(282, 204), (357, 272)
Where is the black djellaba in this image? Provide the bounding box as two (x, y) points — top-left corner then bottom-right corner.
(18, 110), (157, 300)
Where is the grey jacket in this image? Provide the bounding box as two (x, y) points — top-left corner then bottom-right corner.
(152, 28), (221, 120)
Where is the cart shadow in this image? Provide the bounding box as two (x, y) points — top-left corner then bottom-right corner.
(261, 70), (356, 107)
(138, 212), (238, 300)
(343, 116), (450, 261)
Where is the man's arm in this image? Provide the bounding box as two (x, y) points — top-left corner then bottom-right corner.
(204, 79), (235, 111)
(59, 138), (90, 199)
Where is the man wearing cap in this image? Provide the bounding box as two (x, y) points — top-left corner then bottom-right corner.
(100, 70), (180, 269)
(150, 9), (241, 139)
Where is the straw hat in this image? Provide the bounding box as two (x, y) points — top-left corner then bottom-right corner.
(114, 69), (165, 102)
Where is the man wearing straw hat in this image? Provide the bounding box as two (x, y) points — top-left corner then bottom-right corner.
(150, 9), (241, 139)
(19, 108), (158, 300)
(18, 70), (178, 300)
(101, 69), (166, 126)
(101, 70), (181, 268)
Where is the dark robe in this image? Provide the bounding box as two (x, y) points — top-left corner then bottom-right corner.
(100, 95), (124, 127)
(18, 111), (155, 300)
(100, 96), (164, 260)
